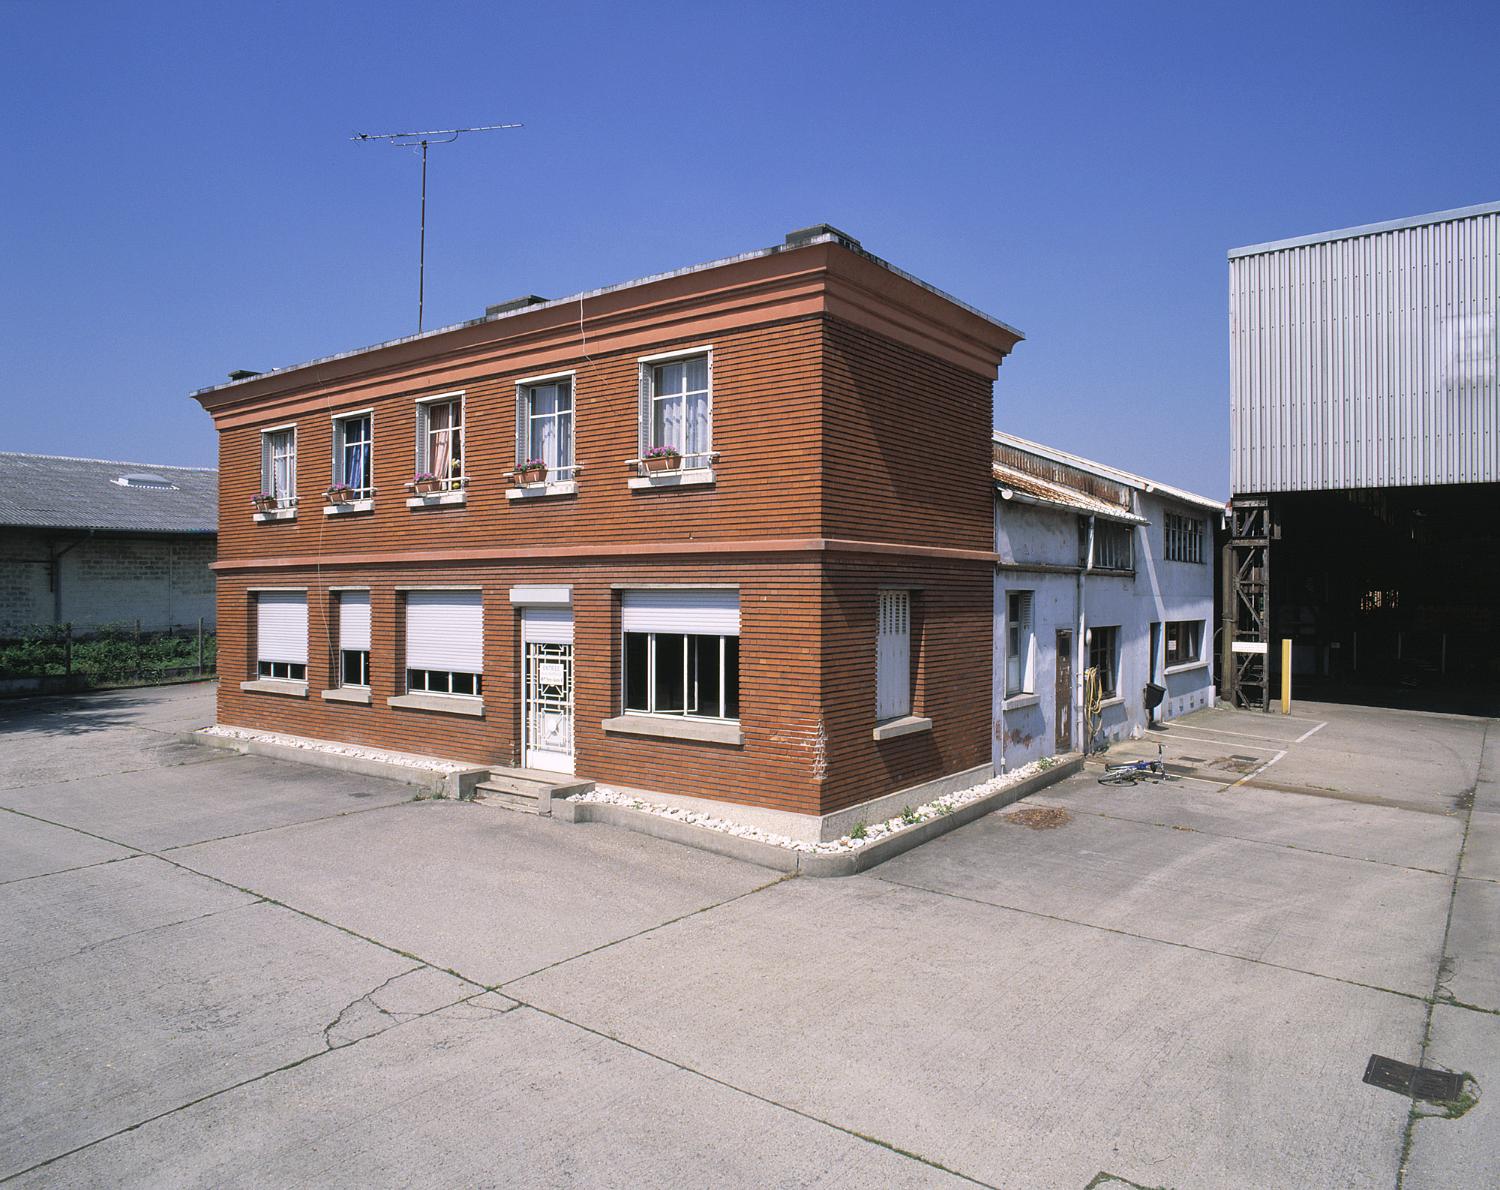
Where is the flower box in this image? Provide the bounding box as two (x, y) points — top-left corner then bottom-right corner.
(406, 474), (440, 495)
(516, 459), (548, 486)
(642, 448), (681, 474)
(325, 485), (357, 505)
(251, 494), (278, 512)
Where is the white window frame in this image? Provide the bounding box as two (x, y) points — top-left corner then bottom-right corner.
(515, 370), (576, 481)
(336, 589), (371, 689)
(636, 345), (713, 472)
(331, 409), (374, 500)
(1164, 511), (1205, 564)
(1005, 590), (1035, 697)
(260, 425), (297, 507)
(876, 589), (913, 721)
(402, 587), (483, 698)
(414, 391), (466, 491)
(621, 630), (739, 722)
(254, 589), (307, 681)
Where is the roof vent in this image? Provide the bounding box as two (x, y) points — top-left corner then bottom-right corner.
(486, 295), (549, 317)
(227, 369), (262, 381)
(784, 224), (862, 251)
(113, 472), (179, 491)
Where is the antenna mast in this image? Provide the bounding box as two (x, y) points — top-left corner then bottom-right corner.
(353, 122), (522, 332)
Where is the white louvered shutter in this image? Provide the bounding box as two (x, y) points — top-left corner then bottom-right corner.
(620, 590), (739, 635)
(522, 606), (573, 645)
(414, 402), (429, 474)
(876, 590), (910, 720)
(257, 592), (308, 664)
(405, 591), (483, 672)
(515, 385), (529, 467)
(339, 592), (371, 652)
(637, 364), (652, 458)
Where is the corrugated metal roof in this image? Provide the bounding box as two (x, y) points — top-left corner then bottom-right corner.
(992, 431), (1225, 513)
(0, 453), (217, 533)
(192, 229), (1024, 400)
(1229, 200), (1500, 259)
(992, 462), (1147, 523)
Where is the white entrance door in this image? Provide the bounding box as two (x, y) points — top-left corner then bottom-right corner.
(522, 607), (574, 773)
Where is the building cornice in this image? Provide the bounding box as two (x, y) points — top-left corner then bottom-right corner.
(209, 536), (1000, 573)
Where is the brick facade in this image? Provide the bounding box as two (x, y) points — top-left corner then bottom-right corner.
(199, 235), (1019, 823)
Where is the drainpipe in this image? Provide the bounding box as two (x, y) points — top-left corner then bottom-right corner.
(49, 533), (91, 624)
(1075, 515), (1095, 753)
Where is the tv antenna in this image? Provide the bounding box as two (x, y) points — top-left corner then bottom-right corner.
(353, 122), (523, 332)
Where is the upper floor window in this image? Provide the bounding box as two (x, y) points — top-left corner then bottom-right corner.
(260, 427), (296, 507)
(517, 375), (574, 478)
(1164, 511), (1204, 563)
(640, 350), (711, 469)
(416, 395), (464, 490)
(1090, 520), (1133, 571)
(333, 413), (373, 498)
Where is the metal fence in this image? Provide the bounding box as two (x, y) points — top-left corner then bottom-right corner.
(0, 620), (216, 696)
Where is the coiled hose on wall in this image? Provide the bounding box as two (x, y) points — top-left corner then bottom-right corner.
(1082, 665), (1103, 754)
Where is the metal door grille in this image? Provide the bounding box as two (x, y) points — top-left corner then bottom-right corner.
(525, 641), (574, 761)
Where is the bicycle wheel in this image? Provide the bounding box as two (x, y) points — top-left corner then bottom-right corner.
(1097, 771), (1140, 786)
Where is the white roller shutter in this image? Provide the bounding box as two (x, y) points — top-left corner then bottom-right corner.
(339, 592), (371, 652)
(405, 590), (483, 672)
(620, 589), (739, 634)
(257, 592), (308, 664)
(522, 606), (573, 645)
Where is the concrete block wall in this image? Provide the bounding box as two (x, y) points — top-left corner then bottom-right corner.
(0, 529), (217, 635)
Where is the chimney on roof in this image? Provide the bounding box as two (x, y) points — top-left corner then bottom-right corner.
(486, 295), (548, 317)
(227, 369), (262, 381)
(784, 224), (862, 251)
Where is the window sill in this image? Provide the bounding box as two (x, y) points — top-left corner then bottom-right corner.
(252, 508), (297, 522)
(324, 499), (374, 516)
(1164, 660), (1210, 676)
(239, 678), (308, 698)
(601, 713), (742, 745)
(627, 467), (715, 490)
(872, 715), (933, 741)
(506, 480), (577, 500)
(388, 692), (485, 717)
(1098, 695), (1124, 710)
(321, 687), (372, 705)
(406, 490), (468, 508)
(1002, 693), (1041, 710)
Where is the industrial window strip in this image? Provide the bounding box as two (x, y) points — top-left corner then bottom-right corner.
(1164, 511), (1204, 564)
(1088, 521), (1133, 571)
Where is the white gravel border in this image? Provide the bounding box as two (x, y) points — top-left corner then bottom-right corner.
(198, 725), (469, 773)
(568, 758), (1060, 854)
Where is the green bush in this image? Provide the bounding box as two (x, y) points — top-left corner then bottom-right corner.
(0, 623), (216, 684)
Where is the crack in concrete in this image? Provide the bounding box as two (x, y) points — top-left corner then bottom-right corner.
(320, 965), (424, 1050)
(0, 852), (141, 888)
(1395, 720), (1489, 1190)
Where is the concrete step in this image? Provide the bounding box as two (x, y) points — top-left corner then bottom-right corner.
(472, 768), (595, 816)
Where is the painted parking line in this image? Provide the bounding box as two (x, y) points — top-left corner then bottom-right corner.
(1294, 720), (1329, 744)
(1148, 723), (1295, 745)
(1225, 748), (1289, 791)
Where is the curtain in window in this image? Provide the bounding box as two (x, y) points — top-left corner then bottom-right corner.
(429, 402), (453, 479)
(653, 388), (683, 451)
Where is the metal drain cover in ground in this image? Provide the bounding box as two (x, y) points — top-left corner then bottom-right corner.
(1363, 1055), (1464, 1101)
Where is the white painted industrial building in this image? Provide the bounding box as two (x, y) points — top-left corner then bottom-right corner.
(990, 432), (1222, 769)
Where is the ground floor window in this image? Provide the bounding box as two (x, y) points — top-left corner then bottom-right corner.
(623, 632), (739, 719)
(1165, 620), (1203, 667)
(258, 659), (306, 680)
(341, 650), (370, 687)
(1006, 590), (1034, 696)
(255, 590), (307, 682)
(407, 668), (482, 697)
(1089, 625), (1120, 698)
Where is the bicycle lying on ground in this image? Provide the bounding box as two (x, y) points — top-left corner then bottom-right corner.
(1097, 742), (1178, 786)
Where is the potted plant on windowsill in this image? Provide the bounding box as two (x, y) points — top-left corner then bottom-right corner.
(251, 492), (278, 513)
(515, 458), (548, 486)
(406, 472), (440, 495)
(642, 446), (681, 474)
(325, 483), (358, 504)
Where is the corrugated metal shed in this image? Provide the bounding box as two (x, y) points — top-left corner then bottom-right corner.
(1229, 201), (1500, 494)
(0, 453), (217, 533)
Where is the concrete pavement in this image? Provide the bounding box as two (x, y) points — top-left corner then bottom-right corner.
(0, 684), (1493, 1187)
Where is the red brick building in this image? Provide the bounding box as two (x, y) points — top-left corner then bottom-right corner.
(195, 226), (1021, 840)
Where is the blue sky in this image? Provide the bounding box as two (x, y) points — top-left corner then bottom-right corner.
(3, 1), (1497, 497)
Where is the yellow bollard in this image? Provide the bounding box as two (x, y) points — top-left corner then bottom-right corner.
(1281, 638), (1292, 714)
